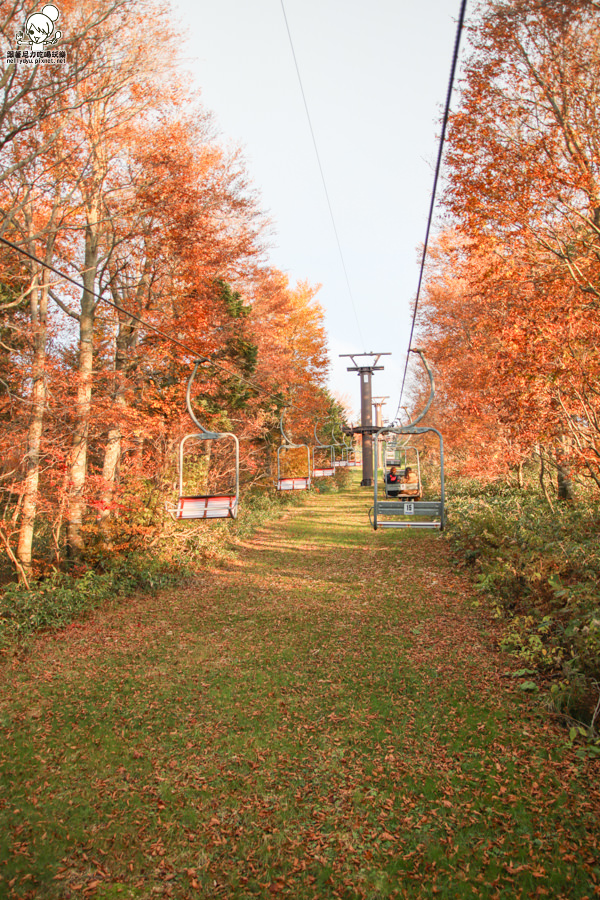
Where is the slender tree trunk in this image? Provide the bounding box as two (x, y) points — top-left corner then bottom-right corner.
(99, 427), (122, 530)
(517, 460), (524, 490)
(536, 444), (554, 511)
(67, 224), (98, 556)
(99, 267), (145, 532)
(17, 276), (47, 573)
(557, 465), (574, 501)
(52, 468), (70, 566)
(17, 227), (54, 574)
(67, 95), (112, 557)
(99, 330), (126, 533)
(556, 438), (574, 502)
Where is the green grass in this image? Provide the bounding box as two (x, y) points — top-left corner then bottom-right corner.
(0, 482), (315, 651)
(1, 474), (599, 898)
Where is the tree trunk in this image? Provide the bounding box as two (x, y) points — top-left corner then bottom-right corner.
(17, 223), (54, 574)
(98, 268), (144, 533)
(517, 460), (524, 490)
(17, 274), (47, 573)
(536, 444), (555, 511)
(556, 438), (574, 502)
(557, 462), (574, 502)
(67, 224), (97, 556)
(99, 427), (122, 530)
(557, 466), (574, 501)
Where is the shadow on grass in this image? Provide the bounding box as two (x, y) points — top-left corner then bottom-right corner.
(0, 476), (599, 899)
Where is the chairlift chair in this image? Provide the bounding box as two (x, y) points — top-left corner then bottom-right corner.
(384, 436), (402, 468)
(277, 413), (311, 491)
(166, 360), (239, 520)
(343, 432), (360, 468)
(331, 426), (349, 468)
(312, 422), (335, 477)
(369, 351), (445, 531)
(382, 441), (422, 500)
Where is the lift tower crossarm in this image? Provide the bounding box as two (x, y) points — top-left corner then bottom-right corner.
(340, 352), (391, 373)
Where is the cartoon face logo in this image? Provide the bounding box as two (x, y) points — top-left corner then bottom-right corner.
(16, 4), (61, 52)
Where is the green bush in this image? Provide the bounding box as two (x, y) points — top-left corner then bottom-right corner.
(446, 478), (600, 715)
(0, 555), (180, 650)
(0, 481), (315, 649)
(312, 467), (351, 494)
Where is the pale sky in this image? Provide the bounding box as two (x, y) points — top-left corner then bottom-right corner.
(168, 0), (467, 420)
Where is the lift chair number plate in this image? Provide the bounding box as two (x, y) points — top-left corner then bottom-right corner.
(403, 502), (415, 515)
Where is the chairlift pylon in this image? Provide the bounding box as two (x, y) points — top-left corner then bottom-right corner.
(166, 360), (240, 520)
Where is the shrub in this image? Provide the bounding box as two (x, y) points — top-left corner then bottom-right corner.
(446, 477), (600, 715)
(0, 555), (180, 650)
(0, 481), (312, 649)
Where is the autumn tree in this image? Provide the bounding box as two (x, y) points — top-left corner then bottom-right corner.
(91, 108), (269, 531)
(0, 0), (333, 579)
(0, 0), (138, 194)
(419, 0), (600, 491)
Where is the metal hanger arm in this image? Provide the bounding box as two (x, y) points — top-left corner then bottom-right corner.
(404, 349), (435, 428)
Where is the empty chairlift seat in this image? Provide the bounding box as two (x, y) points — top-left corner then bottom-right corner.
(277, 413), (311, 492)
(277, 476), (311, 491)
(167, 431), (240, 521)
(312, 466), (335, 477)
(331, 426), (350, 468)
(173, 494), (238, 519)
(311, 423), (336, 478)
(166, 360), (240, 522)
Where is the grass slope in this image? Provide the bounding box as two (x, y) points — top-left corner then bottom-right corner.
(1, 476), (599, 899)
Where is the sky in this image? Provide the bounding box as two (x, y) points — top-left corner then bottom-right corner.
(168, 0), (467, 421)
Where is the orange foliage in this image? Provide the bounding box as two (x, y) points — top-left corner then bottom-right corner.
(418, 0), (600, 487)
(0, 0), (337, 574)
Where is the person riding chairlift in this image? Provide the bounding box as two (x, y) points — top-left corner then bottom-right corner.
(385, 465), (402, 497)
(403, 466), (419, 495)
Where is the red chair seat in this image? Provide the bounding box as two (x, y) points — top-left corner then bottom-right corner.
(176, 495), (238, 519)
(277, 478), (309, 491)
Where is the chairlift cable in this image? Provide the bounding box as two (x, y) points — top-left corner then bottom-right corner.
(0, 233), (315, 419)
(279, 0), (366, 351)
(394, 0), (468, 422)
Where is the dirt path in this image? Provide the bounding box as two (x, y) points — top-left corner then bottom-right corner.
(1, 479), (599, 899)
